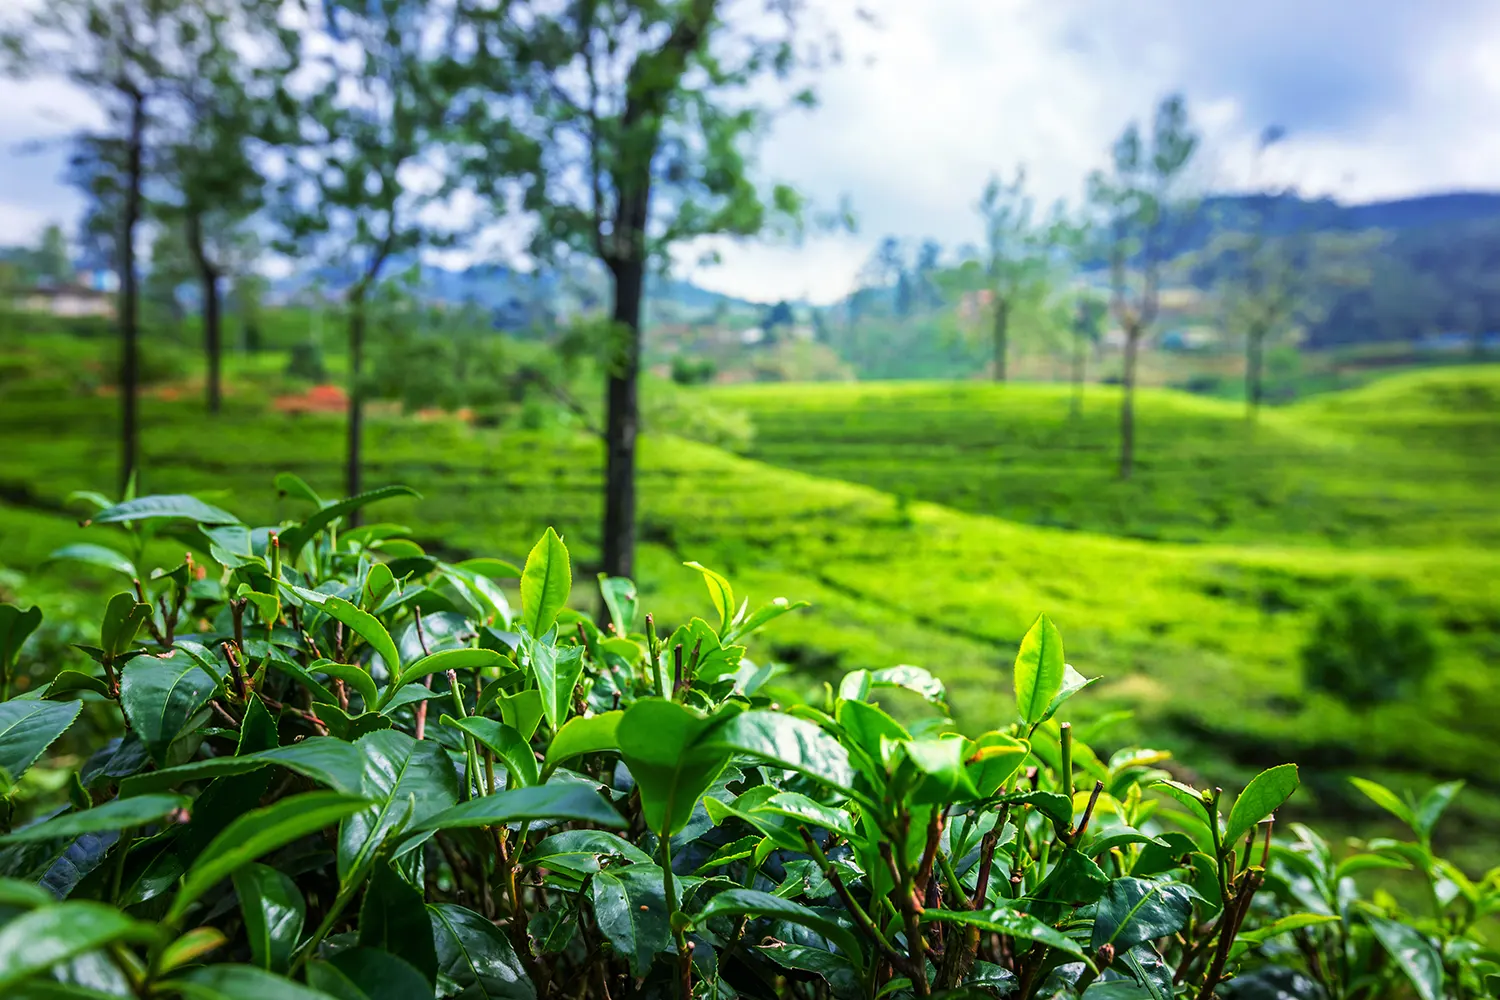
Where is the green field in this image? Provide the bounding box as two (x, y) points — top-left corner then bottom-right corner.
(3, 333), (1499, 848)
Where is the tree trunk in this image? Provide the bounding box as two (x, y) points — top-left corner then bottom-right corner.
(1071, 332), (1086, 418)
(119, 90), (146, 496)
(1245, 328), (1265, 422)
(1119, 326), (1140, 480)
(186, 214), (223, 414)
(602, 256), (643, 580)
(992, 297), (1008, 382)
(345, 296), (365, 511)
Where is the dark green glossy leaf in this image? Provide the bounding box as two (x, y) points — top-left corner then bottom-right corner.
(923, 906), (1086, 959)
(0, 700), (82, 782)
(409, 781), (624, 836)
(45, 544), (135, 577)
(313, 662), (378, 714)
(442, 716), (539, 788)
(320, 948), (430, 1000)
(119, 649), (219, 766)
(523, 830), (652, 869)
(42, 670), (110, 701)
(429, 902), (536, 999)
(997, 789), (1073, 828)
(1365, 913), (1443, 1000)
(1090, 877), (1195, 952)
(0, 902), (157, 992)
(232, 863), (304, 974)
(1033, 849), (1110, 905)
(520, 528), (570, 638)
(1013, 613), (1065, 726)
(359, 860), (437, 985)
(170, 792), (371, 922)
(162, 964), (341, 1000)
(99, 592), (149, 657)
(340, 730), (459, 880)
(1224, 764), (1299, 847)
(707, 709), (854, 794)
(695, 888), (863, 963)
(1, 603), (44, 675)
(119, 738), (366, 796)
(281, 585), (399, 677)
(0, 794), (187, 843)
(388, 648), (504, 701)
(591, 864), (670, 977)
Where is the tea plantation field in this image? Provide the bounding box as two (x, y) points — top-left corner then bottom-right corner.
(2, 357), (1499, 847)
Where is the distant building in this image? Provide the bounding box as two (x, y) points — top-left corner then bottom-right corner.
(12, 283), (116, 319)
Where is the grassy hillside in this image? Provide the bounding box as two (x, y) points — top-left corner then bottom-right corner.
(2, 347), (1498, 845)
(707, 369), (1500, 548)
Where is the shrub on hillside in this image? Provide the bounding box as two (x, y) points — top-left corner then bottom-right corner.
(1301, 583), (1438, 705)
(0, 481), (1492, 999)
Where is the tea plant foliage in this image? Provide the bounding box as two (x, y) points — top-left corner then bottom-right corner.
(0, 480), (1495, 999)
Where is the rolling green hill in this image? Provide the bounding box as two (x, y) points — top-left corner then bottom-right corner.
(2, 360), (1498, 843)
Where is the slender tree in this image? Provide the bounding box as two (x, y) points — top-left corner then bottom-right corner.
(3, 0), (172, 493)
(1070, 293), (1106, 417)
(1088, 94), (1198, 480)
(459, 0), (821, 578)
(278, 0), (456, 502)
(155, 0), (287, 413)
(977, 168), (1052, 382)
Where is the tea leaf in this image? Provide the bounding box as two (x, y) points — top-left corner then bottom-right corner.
(119, 737), (366, 797)
(410, 782), (625, 835)
(683, 561), (734, 633)
(1224, 764), (1299, 847)
(359, 860), (438, 985)
(0, 700), (82, 782)
(277, 485), (420, 561)
(442, 715), (540, 788)
(232, 863), (304, 974)
(1366, 912), (1443, 1000)
(119, 649), (220, 766)
(1414, 780), (1464, 841)
(617, 699), (735, 836)
(923, 906), (1087, 959)
(1090, 877), (1195, 952)
(520, 528), (571, 638)
(387, 647), (505, 700)
(281, 584), (400, 676)
(1350, 777), (1417, 831)
(428, 902), (534, 1000)
(45, 544), (135, 577)
(93, 494), (239, 525)
(163, 964), (342, 1000)
(597, 574), (639, 636)
(708, 709), (855, 795)
(0, 902), (158, 992)
(320, 947), (430, 1000)
(694, 888), (863, 965)
(1033, 848), (1110, 905)
(313, 661), (377, 713)
(170, 792), (372, 923)
(339, 730), (459, 879)
(591, 865), (670, 977)
(1013, 613), (1065, 726)
(544, 712), (623, 773)
(530, 642), (585, 733)
(0, 793), (188, 843)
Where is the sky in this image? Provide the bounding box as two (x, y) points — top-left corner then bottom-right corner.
(4, 0), (1500, 304)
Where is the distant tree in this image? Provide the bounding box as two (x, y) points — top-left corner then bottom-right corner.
(230, 272), (269, 353)
(277, 0), (457, 504)
(1207, 198), (1373, 419)
(1088, 94), (1198, 479)
(977, 168), (1054, 382)
(155, 0), (287, 413)
(763, 300), (795, 339)
(4, 0), (172, 492)
(36, 224), (73, 283)
(915, 237), (944, 311)
(143, 223), (194, 329)
(457, 0), (820, 579)
(1070, 293), (1107, 417)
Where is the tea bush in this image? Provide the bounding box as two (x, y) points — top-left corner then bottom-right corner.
(0, 481), (1495, 1000)
(1301, 585), (1438, 706)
